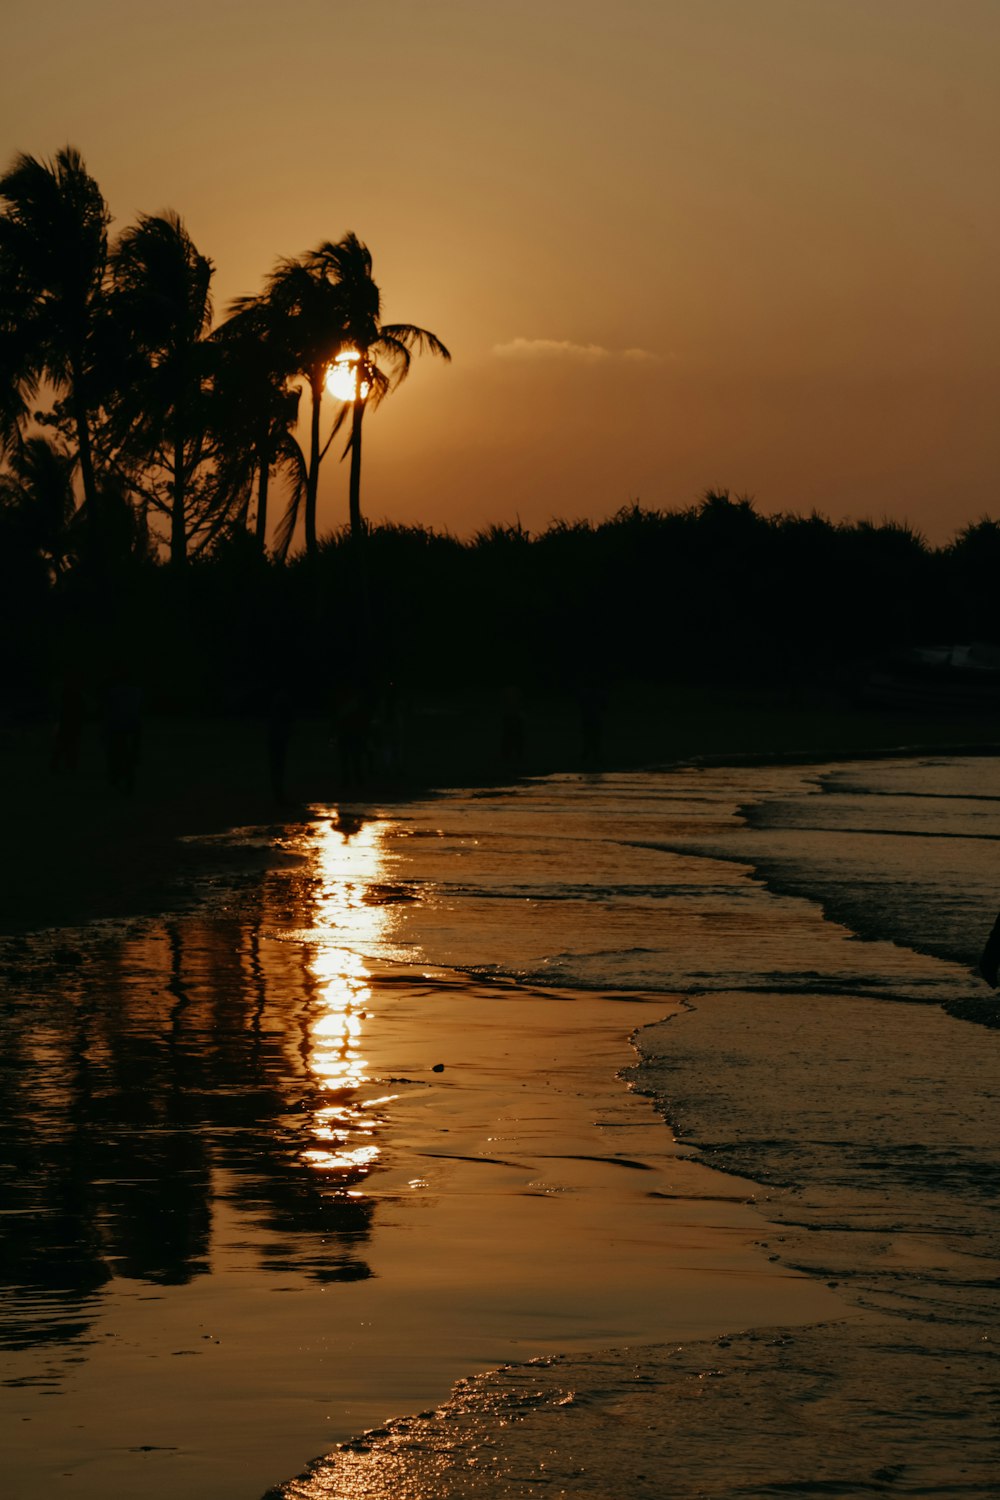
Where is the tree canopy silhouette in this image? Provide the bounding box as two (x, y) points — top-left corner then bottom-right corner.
(108, 211), (217, 567)
(223, 235), (449, 556)
(209, 300), (305, 550)
(0, 147), (110, 538)
(225, 258), (345, 560)
(305, 234), (450, 541)
(0, 146), (451, 570)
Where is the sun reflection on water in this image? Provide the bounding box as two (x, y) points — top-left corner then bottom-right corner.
(298, 816), (400, 1180)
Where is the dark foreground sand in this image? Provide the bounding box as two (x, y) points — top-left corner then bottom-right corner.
(3, 682), (999, 937)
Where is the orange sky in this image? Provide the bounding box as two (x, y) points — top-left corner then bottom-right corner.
(4, 0), (998, 544)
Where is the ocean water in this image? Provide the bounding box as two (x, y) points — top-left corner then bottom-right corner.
(2, 755), (999, 1498)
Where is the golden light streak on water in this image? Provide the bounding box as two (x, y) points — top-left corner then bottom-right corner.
(297, 816), (398, 1177)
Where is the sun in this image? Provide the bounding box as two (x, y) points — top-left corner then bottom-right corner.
(326, 349), (371, 402)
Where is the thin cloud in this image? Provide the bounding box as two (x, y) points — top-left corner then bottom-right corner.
(493, 337), (661, 363)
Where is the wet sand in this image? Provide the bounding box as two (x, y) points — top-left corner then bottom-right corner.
(1, 951), (843, 1500)
(256, 763), (1000, 1499)
(261, 994), (1000, 1500)
(275, 980), (1000, 1500)
(4, 747), (1000, 1498)
(268, 1318), (998, 1499)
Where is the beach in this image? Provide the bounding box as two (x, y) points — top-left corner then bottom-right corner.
(2, 743), (999, 1497)
(5, 9), (999, 1490)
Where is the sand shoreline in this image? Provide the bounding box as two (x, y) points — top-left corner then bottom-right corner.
(266, 1311), (998, 1499)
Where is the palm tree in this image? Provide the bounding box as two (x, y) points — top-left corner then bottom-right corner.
(306, 234), (450, 540)
(210, 297), (306, 553)
(0, 146), (110, 533)
(107, 211), (216, 568)
(229, 259), (344, 560)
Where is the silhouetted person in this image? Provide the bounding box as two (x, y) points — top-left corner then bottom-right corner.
(50, 668), (88, 773)
(578, 678), (608, 767)
(376, 678), (402, 775)
(101, 666), (141, 793)
(499, 683), (525, 764)
(266, 686), (294, 802)
(336, 683), (373, 788)
(979, 915), (1000, 987)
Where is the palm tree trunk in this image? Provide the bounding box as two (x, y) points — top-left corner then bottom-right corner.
(346, 398), (371, 652)
(304, 370), (322, 559)
(348, 398), (365, 541)
(171, 421), (186, 569)
(255, 445), (270, 548)
(69, 354), (99, 538)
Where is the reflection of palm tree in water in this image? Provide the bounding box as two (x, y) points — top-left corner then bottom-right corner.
(160, 914), (377, 1282)
(0, 903), (380, 1353)
(88, 921), (211, 1285)
(0, 961), (109, 1351)
(195, 913), (377, 1281)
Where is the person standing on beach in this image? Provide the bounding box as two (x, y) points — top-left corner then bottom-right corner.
(266, 685), (294, 802)
(50, 668), (89, 773)
(335, 680), (375, 788)
(101, 666), (142, 794)
(499, 682), (525, 765)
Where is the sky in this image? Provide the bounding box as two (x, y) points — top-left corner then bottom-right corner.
(3, 0), (998, 544)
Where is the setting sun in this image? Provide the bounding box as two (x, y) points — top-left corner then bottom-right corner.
(326, 349), (370, 403)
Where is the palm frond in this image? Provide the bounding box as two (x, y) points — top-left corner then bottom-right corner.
(0, 371), (33, 454)
(275, 430), (307, 491)
(110, 211), (214, 348)
(380, 323), (451, 361)
(0, 148), (109, 292)
(359, 362), (392, 412)
(272, 437), (307, 561)
(319, 402), (349, 462)
(369, 326), (450, 400)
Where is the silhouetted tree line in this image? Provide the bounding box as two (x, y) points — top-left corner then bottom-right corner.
(2, 148), (998, 717)
(6, 493), (998, 719)
(0, 146), (447, 569)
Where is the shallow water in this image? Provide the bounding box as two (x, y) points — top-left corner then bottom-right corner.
(2, 756), (999, 1497)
